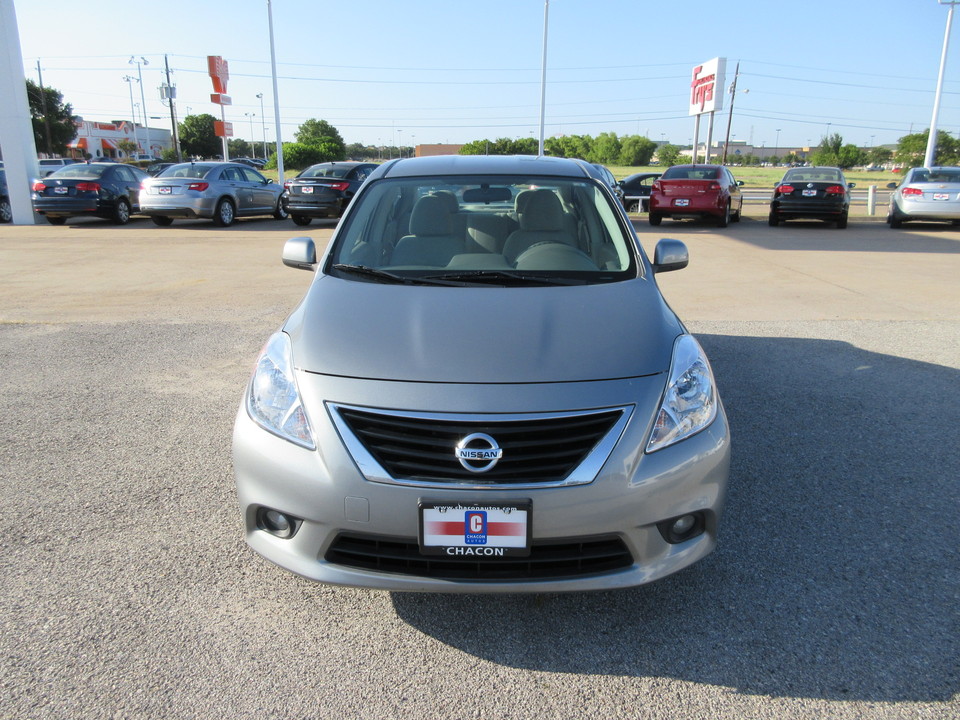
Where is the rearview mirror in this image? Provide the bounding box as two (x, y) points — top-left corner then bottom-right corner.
(463, 186), (512, 204)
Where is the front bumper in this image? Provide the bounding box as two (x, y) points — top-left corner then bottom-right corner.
(233, 372), (731, 593)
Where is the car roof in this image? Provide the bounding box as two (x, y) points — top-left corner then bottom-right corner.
(370, 154), (595, 181)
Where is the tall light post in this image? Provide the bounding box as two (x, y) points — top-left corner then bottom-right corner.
(774, 128), (781, 164)
(256, 93), (267, 159)
(245, 112), (256, 158)
(130, 56), (150, 156)
(926, 0), (959, 167)
(398, 129), (403, 158)
(122, 75), (140, 158)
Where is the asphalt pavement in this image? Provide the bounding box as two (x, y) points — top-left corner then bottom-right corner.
(0, 214), (957, 719)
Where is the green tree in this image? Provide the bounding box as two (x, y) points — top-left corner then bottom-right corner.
(544, 134), (591, 159)
(294, 119), (346, 160)
(228, 138), (251, 157)
(459, 137), (537, 156)
(589, 132), (621, 164)
(895, 129), (960, 168)
(179, 114), (221, 158)
(117, 139), (137, 158)
(618, 136), (657, 166)
(656, 143), (682, 167)
(866, 146), (892, 166)
(26, 79), (78, 155)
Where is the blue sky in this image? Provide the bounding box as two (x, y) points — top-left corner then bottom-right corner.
(12, 0), (960, 151)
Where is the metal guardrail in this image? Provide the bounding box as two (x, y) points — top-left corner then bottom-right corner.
(741, 187), (893, 215)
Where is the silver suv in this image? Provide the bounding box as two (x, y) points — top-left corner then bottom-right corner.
(232, 154), (731, 593)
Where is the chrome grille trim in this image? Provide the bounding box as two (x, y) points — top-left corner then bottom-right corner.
(327, 403), (633, 489)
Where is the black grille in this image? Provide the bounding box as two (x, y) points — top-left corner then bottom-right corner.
(335, 407), (623, 485)
(325, 533), (633, 581)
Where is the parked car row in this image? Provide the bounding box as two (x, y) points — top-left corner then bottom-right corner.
(20, 159), (960, 230)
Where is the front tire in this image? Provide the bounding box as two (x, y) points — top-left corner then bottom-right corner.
(291, 215), (312, 226)
(212, 198), (235, 227)
(648, 212), (663, 226)
(113, 198), (131, 225)
(0, 198), (11, 223)
(274, 197), (289, 220)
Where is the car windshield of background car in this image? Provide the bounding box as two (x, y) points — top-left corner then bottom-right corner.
(330, 176), (635, 280)
(49, 166), (106, 179)
(301, 166), (351, 179)
(159, 164), (218, 179)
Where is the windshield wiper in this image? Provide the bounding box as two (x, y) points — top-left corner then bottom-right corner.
(420, 270), (588, 286)
(331, 264), (460, 286)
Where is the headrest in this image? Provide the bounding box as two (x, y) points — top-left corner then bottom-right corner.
(519, 190), (563, 232)
(409, 194), (453, 236)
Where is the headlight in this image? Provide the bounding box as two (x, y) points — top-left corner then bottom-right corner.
(246, 332), (315, 449)
(646, 334), (718, 453)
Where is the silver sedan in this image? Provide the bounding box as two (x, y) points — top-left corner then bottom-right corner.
(140, 162), (287, 226)
(232, 154), (731, 593)
(888, 166), (960, 227)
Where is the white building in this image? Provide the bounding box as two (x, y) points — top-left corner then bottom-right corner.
(67, 119), (171, 160)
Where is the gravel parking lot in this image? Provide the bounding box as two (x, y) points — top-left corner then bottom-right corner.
(0, 215), (957, 719)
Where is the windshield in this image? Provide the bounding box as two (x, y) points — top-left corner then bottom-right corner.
(49, 165), (107, 179)
(300, 164), (352, 179)
(783, 169), (843, 183)
(912, 168), (960, 183)
(661, 166), (718, 180)
(157, 163), (218, 179)
(328, 175), (636, 283)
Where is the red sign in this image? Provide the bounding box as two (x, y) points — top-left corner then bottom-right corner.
(210, 94), (232, 106)
(214, 121), (233, 138)
(207, 55), (229, 95)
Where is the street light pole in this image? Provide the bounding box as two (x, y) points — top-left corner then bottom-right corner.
(256, 93), (267, 159)
(122, 75), (140, 158)
(926, 0), (959, 168)
(130, 56), (150, 157)
(245, 112), (256, 158)
(774, 128), (781, 164)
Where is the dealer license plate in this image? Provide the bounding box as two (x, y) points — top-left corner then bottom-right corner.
(934, 193), (950, 200)
(674, 198), (689, 206)
(158, 186), (172, 195)
(419, 501), (531, 557)
(301, 186), (314, 194)
(802, 189), (817, 197)
(54, 186), (68, 194)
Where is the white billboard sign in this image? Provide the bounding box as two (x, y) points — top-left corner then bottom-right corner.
(689, 58), (726, 116)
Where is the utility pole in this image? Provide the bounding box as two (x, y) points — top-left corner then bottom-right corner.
(720, 61), (740, 166)
(35, 60), (53, 155)
(162, 55), (182, 162)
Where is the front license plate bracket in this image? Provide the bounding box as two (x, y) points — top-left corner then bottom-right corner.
(419, 500), (532, 557)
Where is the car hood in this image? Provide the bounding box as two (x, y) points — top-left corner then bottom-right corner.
(284, 276), (682, 384)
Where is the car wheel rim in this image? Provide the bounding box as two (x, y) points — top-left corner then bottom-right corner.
(0, 201), (10, 223)
(118, 202), (129, 222)
(221, 202), (234, 224)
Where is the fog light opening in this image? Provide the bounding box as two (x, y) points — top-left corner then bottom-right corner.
(657, 512), (706, 544)
(256, 507), (301, 539)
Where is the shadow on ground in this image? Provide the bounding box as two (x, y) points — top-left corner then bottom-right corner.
(393, 334), (960, 703)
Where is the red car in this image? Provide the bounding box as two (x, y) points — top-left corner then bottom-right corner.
(648, 164), (744, 227)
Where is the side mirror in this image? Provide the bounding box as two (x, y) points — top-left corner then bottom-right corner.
(886, 182), (898, 189)
(652, 238), (688, 273)
(282, 236), (317, 271)
(737, 180), (745, 186)
(848, 182), (856, 188)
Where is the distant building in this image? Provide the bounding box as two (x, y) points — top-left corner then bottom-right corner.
(66, 119), (172, 160)
(415, 144), (463, 158)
